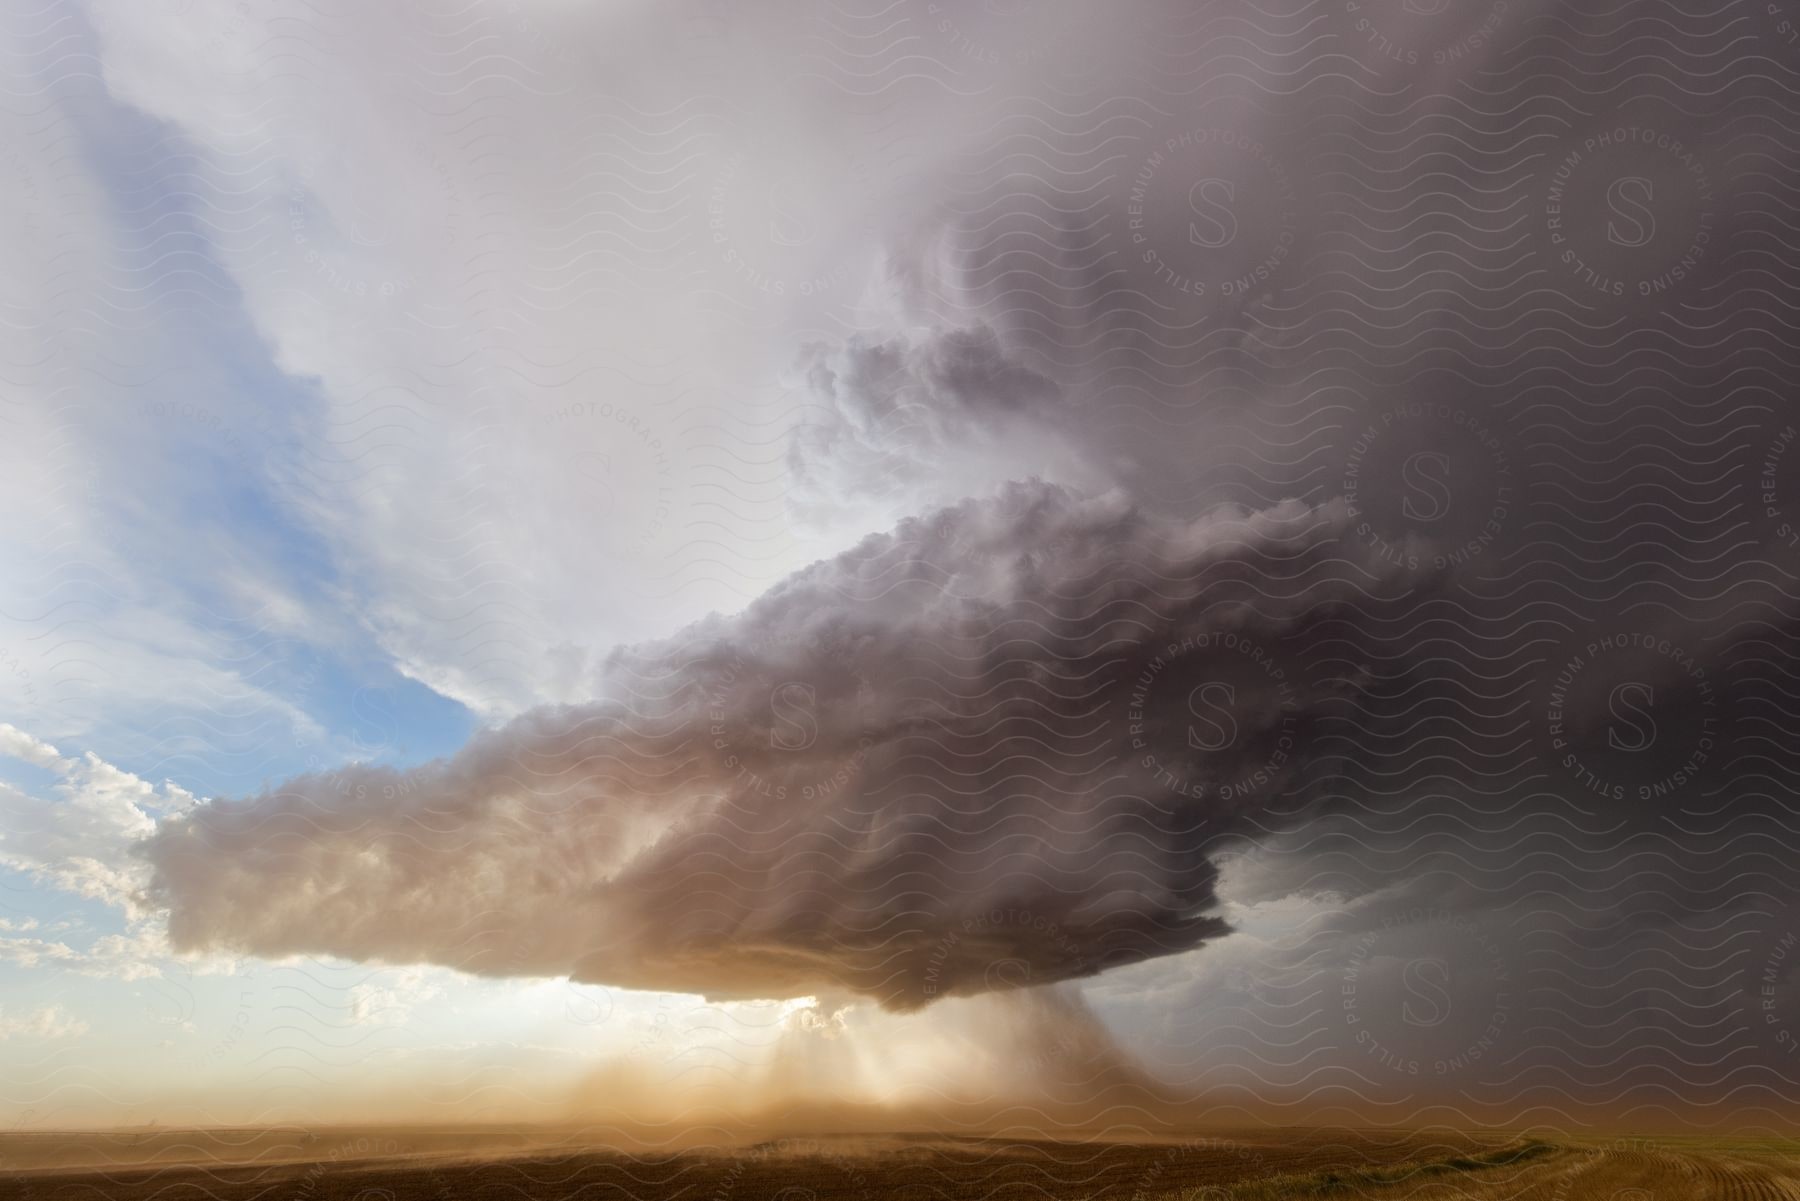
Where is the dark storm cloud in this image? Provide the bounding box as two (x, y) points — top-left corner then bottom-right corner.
(807, 0), (1800, 1121)
(107, 0), (1800, 1124)
(144, 482), (1428, 1008)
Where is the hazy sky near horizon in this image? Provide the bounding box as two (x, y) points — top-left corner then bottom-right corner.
(5, 0), (1800, 1134)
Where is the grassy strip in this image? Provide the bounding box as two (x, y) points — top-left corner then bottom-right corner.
(1197, 1139), (1559, 1200)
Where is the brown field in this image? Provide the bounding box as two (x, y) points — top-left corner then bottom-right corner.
(2, 1127), (1797, 1199)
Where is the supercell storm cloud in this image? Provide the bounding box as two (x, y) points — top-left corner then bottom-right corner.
(147, 485), (1414, 1009)
(130, 0), (1800, 1117)
(4, 0), (1800, 1135)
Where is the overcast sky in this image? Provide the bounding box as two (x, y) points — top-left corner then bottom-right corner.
(3, 0), (1800, 1134)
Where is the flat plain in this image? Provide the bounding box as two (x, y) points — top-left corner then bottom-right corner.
(4, 1126), (1799, 1200)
